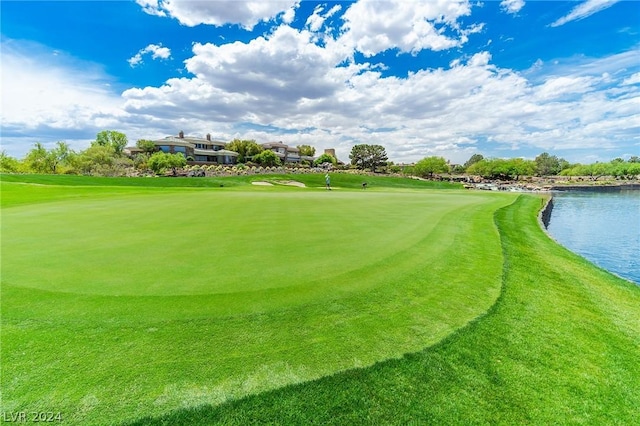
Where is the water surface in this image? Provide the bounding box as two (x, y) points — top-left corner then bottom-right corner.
(546, 190), (640, 284)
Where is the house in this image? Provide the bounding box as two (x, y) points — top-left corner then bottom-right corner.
(261, 141), (315, 164)
(137, 131), (239, 165)
(125, 134), (318, 166)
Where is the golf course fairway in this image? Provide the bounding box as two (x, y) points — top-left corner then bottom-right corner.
(1, 174), (639, 425)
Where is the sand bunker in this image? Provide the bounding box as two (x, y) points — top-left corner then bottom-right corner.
(275, 180), (306, 187)
(252, 180), (306, 187)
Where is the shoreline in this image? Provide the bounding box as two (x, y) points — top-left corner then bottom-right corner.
(538, 195), (553, 229)
(540, 193), (639, 286)
(466, 181), (640, 193)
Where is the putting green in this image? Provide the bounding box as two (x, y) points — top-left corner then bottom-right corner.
(2, 182), (517, 425)
(3, 190), (510, 299)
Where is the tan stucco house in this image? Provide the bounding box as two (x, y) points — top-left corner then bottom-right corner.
(152, 131), (239, 165)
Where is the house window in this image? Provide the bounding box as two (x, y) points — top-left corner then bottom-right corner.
(159, 145), (170, 153)
(174, 146), (186, 153)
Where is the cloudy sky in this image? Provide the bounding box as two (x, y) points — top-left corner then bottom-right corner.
(1, 0), (639, 164)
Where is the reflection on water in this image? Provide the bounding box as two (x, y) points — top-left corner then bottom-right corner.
(546, 190), (640, 284)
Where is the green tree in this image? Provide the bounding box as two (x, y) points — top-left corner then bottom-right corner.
(559, 164), (581, 177)
(626, 162), (640, 179)
(367, 144), (388, 172)
(50, 141), (74, 173)
(252, 150), (282, 167)
(414, 156), (449, 178)
(610, 160), (633, 179)
(167, 152), (187, 174)
(0, 151), (22, 173)
(463, 154), (484, 170)
(508, 158), (536, 180)
(451, 164), (466, 174)
(94, 130), (128, 156)
(297, 144), (316, 157)
(314, 153), (337, 166)
(535, 152), (562, 176)
(349, 144), (369, 169)
(558, 158), (571, 172)
(136, 139), (157, 154)
(225, 139), (263, 163)
(467, 158), (534, 180)
(132, 153), (150, 170)
(466, 159), (492, 177)
(147, 152), (186, 175)
(388, 164), (403, 174)
(585, 163), (608, 181)
(76, 145), (116, 175)
(147, 152), (169, 174)
(349, 144), (388, 172)
(561, 160), (640, 180)
(24, 143), (56, 173)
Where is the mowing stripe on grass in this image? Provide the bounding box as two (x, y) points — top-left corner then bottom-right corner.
(2, 179), (512, 425)
(124, 195), (640, 425)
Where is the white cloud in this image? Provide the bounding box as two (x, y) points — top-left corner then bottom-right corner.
(338, 0), (474, 56)
(501, 0), (525, 15)
(0, 39), (128, 155)
(306, 5), (326, 32)
(135, 0), (166, 17)
(183, 26), (349, 101)
(3, 6), (639, 165)
(128, 43), (172, 67)
(121, 17), (640, 164)
(622, 72), (640, 86)
(281, 2), (299, 24)
(127, 44), (171, 68)
(136, 0), (299, 29)
(551, 0), (619, 27)
(534, 76), (599, 101)
(305, 4), (343, 32)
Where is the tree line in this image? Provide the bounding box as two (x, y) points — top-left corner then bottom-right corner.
(0, 132), (324, 176)
(2, 131), (639, 180)
(403, 153), (640, 180)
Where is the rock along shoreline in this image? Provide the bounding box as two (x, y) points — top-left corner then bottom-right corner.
(465, 180), (640, 193)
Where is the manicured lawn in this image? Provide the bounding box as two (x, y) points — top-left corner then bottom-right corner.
(2, 175), (638, 425)
(2, 174), (507, 425)
(130, 196), (640, 425)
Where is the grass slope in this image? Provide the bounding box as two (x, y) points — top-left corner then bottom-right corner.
(0, 173), (459, 208)
(0, 172), (460, 190)
(2, 175), (505, 425)
(127, 196), (640, 425)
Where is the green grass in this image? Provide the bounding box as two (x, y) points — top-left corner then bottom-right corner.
(128, 196), (640, 425)
(0, 173), (459, 208)
(2, 175), (638, 425)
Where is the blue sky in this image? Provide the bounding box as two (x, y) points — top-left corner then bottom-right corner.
(1, 0), (639, 164)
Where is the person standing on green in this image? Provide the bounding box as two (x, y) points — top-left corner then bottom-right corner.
(325, 173), (331, 190)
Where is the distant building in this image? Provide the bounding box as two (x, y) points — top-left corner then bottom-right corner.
(324, 148), (344, 165)
(126, 131), (239, 165)
(262, 141), (315, 164)
(126, 134), (319, 166)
